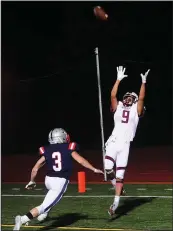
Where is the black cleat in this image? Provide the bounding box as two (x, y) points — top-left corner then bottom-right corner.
(121, 188), (126, 196)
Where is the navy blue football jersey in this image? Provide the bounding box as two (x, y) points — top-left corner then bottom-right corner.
(39, 142), (79, 179)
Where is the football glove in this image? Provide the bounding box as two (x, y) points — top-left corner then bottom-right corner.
(117, 66), (128, 81)
(25, 181), (36, 190)
(140, 69), (150, 83)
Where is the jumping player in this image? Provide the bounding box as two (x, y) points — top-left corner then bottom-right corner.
(105, 66), (150, 216)
(13, 128), (103, 230)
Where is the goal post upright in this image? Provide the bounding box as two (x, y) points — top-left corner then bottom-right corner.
(95, 47), (107, 181)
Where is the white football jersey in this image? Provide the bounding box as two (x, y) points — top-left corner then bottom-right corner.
(111, 101), (139, 142)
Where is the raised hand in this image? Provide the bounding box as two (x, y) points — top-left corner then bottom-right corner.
(117, 66), (128, 81)
(140, 69), (150, 83)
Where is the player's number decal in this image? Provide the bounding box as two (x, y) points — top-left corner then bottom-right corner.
(52, 152), (62, 171)
(121, 110), (130, 123)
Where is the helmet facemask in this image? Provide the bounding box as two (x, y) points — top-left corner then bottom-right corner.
(123, 92), (138, 107)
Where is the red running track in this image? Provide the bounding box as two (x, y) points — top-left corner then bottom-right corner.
(2, 146), (173, 183)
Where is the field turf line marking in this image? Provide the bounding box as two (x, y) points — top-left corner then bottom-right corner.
(1, 194), (172, 198)
(1, 224), (133, 230)
(3, 181), (173, 184)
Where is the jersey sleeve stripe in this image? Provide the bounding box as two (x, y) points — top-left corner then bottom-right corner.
(68, 142), (76, 150)
(39, 147), (45, 154)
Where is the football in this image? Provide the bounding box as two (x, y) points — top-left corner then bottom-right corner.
(93, 6), (108, 21)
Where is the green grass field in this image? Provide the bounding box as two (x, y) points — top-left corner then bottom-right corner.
(1, 183), (173, 231)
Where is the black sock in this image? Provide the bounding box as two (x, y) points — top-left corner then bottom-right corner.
(26, 212), (34, 220)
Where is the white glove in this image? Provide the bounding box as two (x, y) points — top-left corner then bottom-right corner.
(140, 69), (150, 83)
(25, 181), (36, 190)
(117, 66), (128, 81)
(94, 168), (104, 174)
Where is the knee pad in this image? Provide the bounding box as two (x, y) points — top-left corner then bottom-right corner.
(104, 155), (115, 170)
(105, 169), (116, 180)
(116, 169), (125, 180)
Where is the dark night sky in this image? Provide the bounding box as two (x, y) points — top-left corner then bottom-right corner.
(1, 1), (172, 154)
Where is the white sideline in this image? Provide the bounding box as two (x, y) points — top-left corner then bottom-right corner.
(1, 194), (172, 198)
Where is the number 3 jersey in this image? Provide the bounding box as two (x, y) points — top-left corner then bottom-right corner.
(39, 142), (79, 179)
(110, 101), (139, 142)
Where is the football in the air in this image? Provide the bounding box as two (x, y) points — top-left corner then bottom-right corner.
(93, 6), (108, 21)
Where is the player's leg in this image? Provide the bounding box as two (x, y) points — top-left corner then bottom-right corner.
(37, 210), (50, 222)
(104, 139), (117, 188)
(36, 176), (53, 222)
(104, 139), (119, 217)
(25, 178), (69, 221)
(13, 177), (69, 230)
(109, 142), (130, 216)
(116, 142), (130, 195)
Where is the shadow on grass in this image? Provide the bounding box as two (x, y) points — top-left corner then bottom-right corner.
(109, 197), (155, 221)
(39, 212), (88, 230)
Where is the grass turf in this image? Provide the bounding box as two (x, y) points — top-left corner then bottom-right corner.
(1, 183), (173, 231)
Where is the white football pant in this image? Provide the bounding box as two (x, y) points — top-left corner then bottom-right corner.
(104, 137), (130, 179)
(36, 176), (69, 215)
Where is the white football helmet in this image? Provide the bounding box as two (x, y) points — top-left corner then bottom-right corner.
(48, 128), (70, 144)
(131, 92), (138, 102)
(123, 92), (138, 106)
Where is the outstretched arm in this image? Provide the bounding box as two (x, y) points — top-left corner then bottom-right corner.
(25, 156), (46, 189)
(71, 151), (103, 174)
(137, 69), (150, 116)
(30, 156), (46, 182)
(111, 80), (120, 112)
(111, 66), (128, 112)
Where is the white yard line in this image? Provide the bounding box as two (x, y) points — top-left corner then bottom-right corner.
(1, 194), (172, 198)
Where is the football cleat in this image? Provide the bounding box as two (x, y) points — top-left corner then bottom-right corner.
(13, 215), (22, 230)
(37, 212), (48, 222)
(121, 187), (126, 196)
(108, 204), (116, 217)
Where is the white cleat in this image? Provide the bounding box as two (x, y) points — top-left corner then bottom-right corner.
(13, 215), (22, 230)
(37, 212), (48, 222)
(108, 204), (116, 217)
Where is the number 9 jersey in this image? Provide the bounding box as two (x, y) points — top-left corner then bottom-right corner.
(39, 142), (79, 179)
(111, 101), (139, 142)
